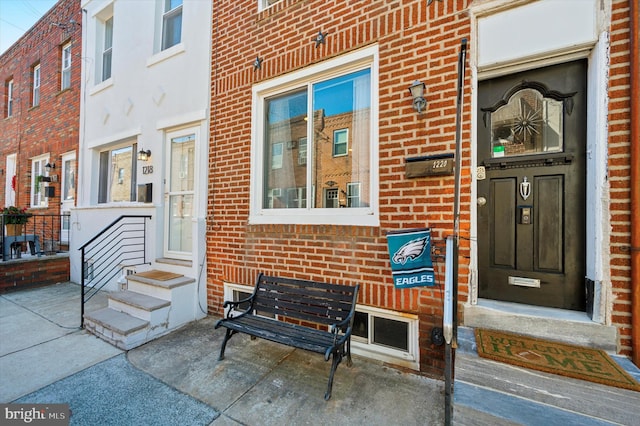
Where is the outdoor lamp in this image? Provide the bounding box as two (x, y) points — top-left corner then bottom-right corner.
(45, 162), (56, 171)
(138, 149), (151, 161)
(409, 80), (427, 113)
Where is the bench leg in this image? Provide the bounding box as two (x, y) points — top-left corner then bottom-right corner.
(324, 352), (342, 401)
(345, 339), (353, 367)
(218, 328), (234, 361)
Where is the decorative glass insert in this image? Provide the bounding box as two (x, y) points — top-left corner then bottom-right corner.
(490, 88), (563, 158)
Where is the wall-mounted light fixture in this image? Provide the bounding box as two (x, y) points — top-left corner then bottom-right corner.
(45, 162), (56, 172)
(408, 80), (427, 113)
(138, 149), (151, 161)
(314, 30), (328, 48)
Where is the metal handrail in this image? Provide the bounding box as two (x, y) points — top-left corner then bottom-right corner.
(79, 215), (151, 327)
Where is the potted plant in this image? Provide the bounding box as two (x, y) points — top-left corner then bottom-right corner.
(35, 175), (51, 193)
(2, 206), (32, 236)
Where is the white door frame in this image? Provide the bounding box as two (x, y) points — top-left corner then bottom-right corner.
(164, 126), (199, 260)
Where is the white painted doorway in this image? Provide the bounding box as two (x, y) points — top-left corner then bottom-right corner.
(164, 127), (197, 260)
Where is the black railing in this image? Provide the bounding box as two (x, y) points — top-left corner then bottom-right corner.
(1, 213), (70, 261)
(79, 215), (152, 327)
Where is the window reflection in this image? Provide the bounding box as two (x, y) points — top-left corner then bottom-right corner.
(263, 68), (371, 209)
(491, 88), (563, 158)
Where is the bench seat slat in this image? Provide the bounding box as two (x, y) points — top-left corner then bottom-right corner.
(222, 315), (337, 354)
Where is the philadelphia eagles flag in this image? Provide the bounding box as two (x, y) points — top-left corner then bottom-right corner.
(386, 228), (435, 289)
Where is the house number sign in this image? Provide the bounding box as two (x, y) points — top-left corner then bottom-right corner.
(143, 166), (154, 175)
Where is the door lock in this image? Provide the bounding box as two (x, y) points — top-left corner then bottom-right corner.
(477, 197), (487, 206)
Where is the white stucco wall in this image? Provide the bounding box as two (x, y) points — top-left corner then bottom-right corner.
(72, 0), (211, 310)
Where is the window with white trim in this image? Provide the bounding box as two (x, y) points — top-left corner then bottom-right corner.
(223, 283), (275, 318)
(351, 305), (419, 370)
(61, 42), (72, 90)
(258, 0), (281, 11)
(32, 64), (40, 107)
(31, 155), (49, 207)
(347, 182), (361, 207)
(97, 143), (137, 203)
(6, 79), (14, 117)
(101, 16), (113, 82)
(250, 46), (379, 226)
(162, 0), (183, 50)
(333, 128), (348, 157)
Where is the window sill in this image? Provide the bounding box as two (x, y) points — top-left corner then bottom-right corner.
(56, 88), (72, 97)
(147, 43), (186, 68)
(90, 78), (113, 96)
(248, 210), (379, 227)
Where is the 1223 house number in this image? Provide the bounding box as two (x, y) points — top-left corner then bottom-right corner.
(143, 166), (154, 175)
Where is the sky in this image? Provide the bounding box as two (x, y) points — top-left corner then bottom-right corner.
(0, 0), (59, 55)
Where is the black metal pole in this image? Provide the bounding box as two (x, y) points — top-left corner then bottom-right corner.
(445, 37), (468, 426)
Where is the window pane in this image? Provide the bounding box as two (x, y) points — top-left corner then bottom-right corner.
(263, 89), (307, 209)
(102, 18), (113, 81)
(62, 44), (71, 90)
(109, 147), (133, 202)
(313, 69), (370, 208)
(168, 194), (192, 252)
(162, 3), (182, 50)
(352, 311), (368, 339)
(170, 134), (195, 192)
(491, 88), (563, 158)
(373, 316), (409, 351)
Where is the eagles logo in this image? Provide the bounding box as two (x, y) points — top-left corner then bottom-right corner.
(392, 236), (429, 265)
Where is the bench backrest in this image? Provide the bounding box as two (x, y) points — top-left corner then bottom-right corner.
(252, 274), (359, 329)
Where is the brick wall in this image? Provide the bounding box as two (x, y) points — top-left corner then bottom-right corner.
(0, 256), (70, 292)
(608, 0), (633, 356)
(0, 0), (81, 214)
(210, 0), (472, 376)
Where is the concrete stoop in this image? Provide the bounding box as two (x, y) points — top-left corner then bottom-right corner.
(84, 271), (195, 350)
(452, 327), (640, 426)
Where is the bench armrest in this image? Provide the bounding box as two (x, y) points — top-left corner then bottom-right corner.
(221, 294), (255, 319)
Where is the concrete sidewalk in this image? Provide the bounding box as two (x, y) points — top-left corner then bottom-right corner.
(1, 283), (445, 425)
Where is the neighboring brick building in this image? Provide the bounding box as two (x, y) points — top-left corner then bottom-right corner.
(208, 0), (637, 377)
(1, 0), (80, 219)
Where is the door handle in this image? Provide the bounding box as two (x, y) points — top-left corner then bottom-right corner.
(477, 196), (487, 206)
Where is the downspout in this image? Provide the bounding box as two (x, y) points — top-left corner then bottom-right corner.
(630, 0), (639, 367)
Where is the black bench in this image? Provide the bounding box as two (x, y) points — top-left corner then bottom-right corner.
(215, 273), (360, 400)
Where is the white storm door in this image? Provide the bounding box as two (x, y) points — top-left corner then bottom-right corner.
(164, 129), (196, 259)
(60, 153), (76, 242)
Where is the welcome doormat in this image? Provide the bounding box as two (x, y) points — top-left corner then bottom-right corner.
(135, 270), (182, 281)
(474, 328), (640, 392)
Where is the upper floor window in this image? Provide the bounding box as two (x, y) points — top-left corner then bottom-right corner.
(162, 0), (182, 50)
(259, 0), (281, 11)
(250, 45), (379, 226)
(32, 64), (41, 107)
(5, 79), (13, 117)
(98, 143), (137, 203)
(101, 16), (113, 82)
(61, 42), (72, 90)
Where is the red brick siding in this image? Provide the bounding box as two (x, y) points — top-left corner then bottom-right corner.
(210, 0), (471, 376)
(0, 257), (70, 292)
(0, 0), (81, 214)
(608, 0), (633, 356)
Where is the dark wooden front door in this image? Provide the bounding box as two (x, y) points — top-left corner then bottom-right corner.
(477, 60), (587, 311)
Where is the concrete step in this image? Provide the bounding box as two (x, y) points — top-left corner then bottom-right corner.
(83, 308), (150, 350)
(125, 271), (195, 301)
(453, 327), (640, 425)
(109, 290), (171, 323)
